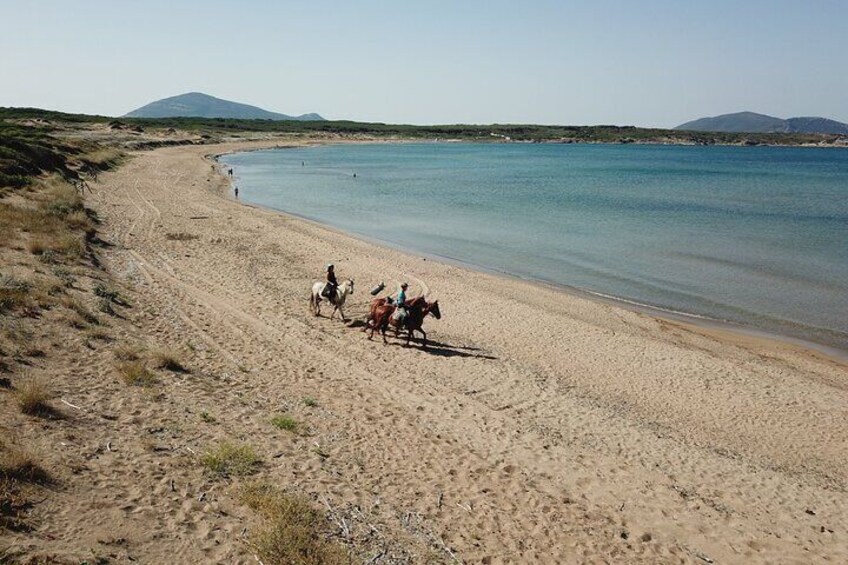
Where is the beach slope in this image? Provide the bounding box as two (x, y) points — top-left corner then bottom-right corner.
(32, 142), (846, 563)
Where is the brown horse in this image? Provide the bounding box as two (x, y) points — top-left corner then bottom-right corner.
(368, 296), (441, 348)
(363, 296), (392, 332)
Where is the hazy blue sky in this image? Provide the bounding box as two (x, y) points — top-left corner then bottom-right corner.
(2, 0), (846, 127)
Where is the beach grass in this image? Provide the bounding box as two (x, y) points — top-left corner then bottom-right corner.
(15, 377), (54, 417)
(201, 442), (260, 478)
(116, 361), (156, 387)
(270, 415), (299, 433)
(240, 483), (349, 565)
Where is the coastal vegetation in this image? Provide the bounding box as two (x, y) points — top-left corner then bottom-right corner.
(2, 106), (845, 146)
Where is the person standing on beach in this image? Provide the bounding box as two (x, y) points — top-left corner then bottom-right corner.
(234, 186), (239, 199)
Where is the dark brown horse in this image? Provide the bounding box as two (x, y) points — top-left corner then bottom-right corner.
(368, 296), (441, 348)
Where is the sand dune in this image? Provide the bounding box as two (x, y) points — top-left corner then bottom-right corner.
(9, 141), (844, 563)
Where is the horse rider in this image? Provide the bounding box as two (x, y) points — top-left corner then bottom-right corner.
(323, 264), (338, 303)
(393, 282), (409, 324)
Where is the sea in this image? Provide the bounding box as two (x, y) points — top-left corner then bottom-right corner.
(222, 143), (848, 353)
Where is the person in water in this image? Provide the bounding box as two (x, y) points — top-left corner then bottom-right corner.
(234, 186), (239, 199)
(324, 264), (338, 303)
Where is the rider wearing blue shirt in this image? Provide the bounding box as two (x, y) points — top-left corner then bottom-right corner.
(395, 282), (409, 322)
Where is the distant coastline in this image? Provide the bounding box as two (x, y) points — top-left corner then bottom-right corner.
(3, 106), (847, 148)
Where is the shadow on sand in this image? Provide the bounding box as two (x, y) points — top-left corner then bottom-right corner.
(347, 320), (497, 359)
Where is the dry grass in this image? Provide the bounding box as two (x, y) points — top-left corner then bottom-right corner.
(50, 232), (86, 258)
(113, 344), (143, 361)
(0, 201), (51, 235)
(149, 348), (188, 372)
(60, 296), (99, 326)
(241, 483), (350, 565)
(116, 361), (157, 387)
(41, 183), (84, 218)
(85, 327), (113, 342)
(14, 341), (45, 359)
(201, 442), (261, 478)
(81, 147), (122, 170)
(64, 209), (95, 234)
(15, 377), (55, 417)
(97, 296), (116, 315)
(26, 237), (47, 255)
(27, 231), (85, 260)
(165, 232), (199, 241)
(2, 179), (91, 264)
(0, 276), (35, 314)
(0, 478), (31, 532)
(0, 441), (50, 485)
(1, 440), (50, 532)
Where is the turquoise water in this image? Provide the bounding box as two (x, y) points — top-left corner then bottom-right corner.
(223, 143), (848, 351)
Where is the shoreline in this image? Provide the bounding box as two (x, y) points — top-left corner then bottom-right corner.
(217, 143), (848, 367)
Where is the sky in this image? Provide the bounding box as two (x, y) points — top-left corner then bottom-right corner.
(1, 0), (846, 128)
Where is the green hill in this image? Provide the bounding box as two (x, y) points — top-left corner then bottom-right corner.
(676, 111), (848, 134)
(123, 92), (323, 121)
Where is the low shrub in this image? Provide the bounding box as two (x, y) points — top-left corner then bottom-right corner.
(201, 442), (260, 478)
(271, 415), (299, 433)
(0, 276), (34, 313)
(113, 344), (142, 361)
(149, 349), (187, 372)
(165, 232), (199, 241)
(0, 442), (49, 484)
(116, 361), (156, 387)
(15, 377), (53, 416)
(241, 483), (349, 565)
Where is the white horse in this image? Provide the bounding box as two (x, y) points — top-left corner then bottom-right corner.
(310, 279), (354, 321)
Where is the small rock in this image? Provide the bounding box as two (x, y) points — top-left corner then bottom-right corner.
(620, 531), (629, 540)
(805, 509), (816, 516)
(640, 532), (652, 542)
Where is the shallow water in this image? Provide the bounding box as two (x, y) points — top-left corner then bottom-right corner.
(223, 143), (848, 350)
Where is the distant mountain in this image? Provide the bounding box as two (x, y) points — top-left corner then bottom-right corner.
(123, 92), (323, 121)
(676, 111), (848, 135)
(784, 117), (848, 135)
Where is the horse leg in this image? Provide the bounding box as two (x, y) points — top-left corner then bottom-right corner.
(368, 315), (378, 340)
(338, 304), (346, 323)
(419, 328), (427, 349)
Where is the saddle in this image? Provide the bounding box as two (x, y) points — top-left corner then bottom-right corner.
(321, 284), (337, 304)
(392, 307), (408, 324)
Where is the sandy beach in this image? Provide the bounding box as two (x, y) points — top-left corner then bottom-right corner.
(5, 140), (846, 563)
